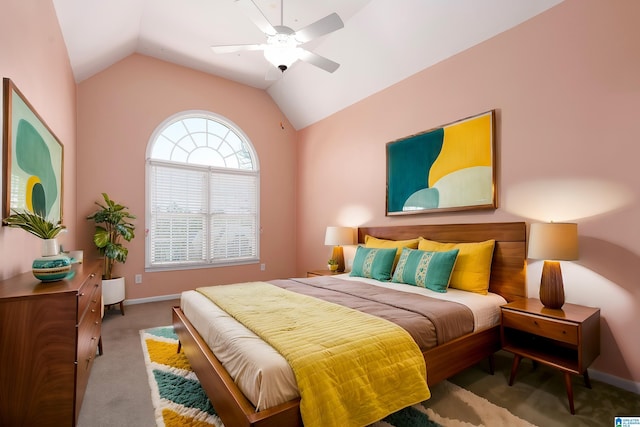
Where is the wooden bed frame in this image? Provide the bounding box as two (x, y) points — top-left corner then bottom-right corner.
(172, 221), (527, 427)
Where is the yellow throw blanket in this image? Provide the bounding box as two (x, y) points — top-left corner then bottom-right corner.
(197, 282), (430, 427)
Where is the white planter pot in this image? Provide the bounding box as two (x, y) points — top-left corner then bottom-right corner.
(41, 239), (59, 257)
(102, 277), (126, 306)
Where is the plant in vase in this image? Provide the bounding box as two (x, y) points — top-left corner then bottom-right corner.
(3, 209), (71, 281)
(327, 258), (339, 272)
(86, 193), (136, 313)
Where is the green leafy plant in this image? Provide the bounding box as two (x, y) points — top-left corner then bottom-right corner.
(3, 209), (66, 239)
(86, 193), (136, 280)
(328, 258), (339, 271)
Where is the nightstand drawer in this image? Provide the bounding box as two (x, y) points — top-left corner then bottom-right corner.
(502, 310), (578, 345)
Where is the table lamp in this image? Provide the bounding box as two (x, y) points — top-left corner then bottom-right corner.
(324, 226), (354, 273)
(528, 222), (578, 309)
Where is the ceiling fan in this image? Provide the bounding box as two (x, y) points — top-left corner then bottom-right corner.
(211, 0), (344, 76)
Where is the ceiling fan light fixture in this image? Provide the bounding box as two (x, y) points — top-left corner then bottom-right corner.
(215, 1), (343, 75)
(264, 34), (301, 69)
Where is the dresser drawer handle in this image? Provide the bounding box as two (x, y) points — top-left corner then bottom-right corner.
(80, 292), (86, 297)
(90, 273), (96, 278)
(91, 309), (96, 313)
(92, 299), (97, 303)
(95, 321), (99, 325)
(94, 283), (99, 288)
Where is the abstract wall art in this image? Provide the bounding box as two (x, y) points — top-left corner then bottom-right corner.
(2, 78), (63, 223)
(386, 110), (496, 216)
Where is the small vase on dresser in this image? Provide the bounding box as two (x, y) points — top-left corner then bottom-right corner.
(32, 238), (72, 282)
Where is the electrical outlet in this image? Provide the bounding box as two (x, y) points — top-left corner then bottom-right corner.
(260, 263), (266, 271)
(135, 274), (142, 284)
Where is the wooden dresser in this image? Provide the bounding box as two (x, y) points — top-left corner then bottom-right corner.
(0, 260), (103, 427)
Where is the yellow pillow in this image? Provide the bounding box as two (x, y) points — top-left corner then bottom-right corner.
(418, 239), (495, 294)
(365, 235), (420, 268)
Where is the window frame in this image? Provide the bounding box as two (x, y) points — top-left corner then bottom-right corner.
(145, 110), (260, 272)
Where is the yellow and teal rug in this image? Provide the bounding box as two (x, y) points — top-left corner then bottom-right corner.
(141, 326), (222, 427)
(141, 326), (537, 427)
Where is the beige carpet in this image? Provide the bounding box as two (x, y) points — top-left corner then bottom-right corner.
(448, 352), (640, 427)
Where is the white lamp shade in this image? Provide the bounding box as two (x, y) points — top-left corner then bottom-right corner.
(528, 222), (578, 261)
(324, 226), (354, 246)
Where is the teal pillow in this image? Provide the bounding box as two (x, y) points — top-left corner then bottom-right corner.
(391, 248), (459, 292)
(350, 246), (398, 281)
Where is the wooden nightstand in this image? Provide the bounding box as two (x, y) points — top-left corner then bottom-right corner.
(501, 298), (600, 414)
(307, 269), (343, 277)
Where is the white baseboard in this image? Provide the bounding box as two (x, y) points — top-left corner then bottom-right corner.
(124, 293), (181, 305)
(590, 368), (640, 394)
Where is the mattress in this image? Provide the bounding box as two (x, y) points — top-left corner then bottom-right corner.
(180, 274), (506, 411)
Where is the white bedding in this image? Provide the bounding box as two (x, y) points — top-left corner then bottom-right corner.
(179, 274), (507, 411)
(337, 274), (507, 331)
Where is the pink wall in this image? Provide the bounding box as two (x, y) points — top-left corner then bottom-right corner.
(296, 0), (640, 388)
(76, 54), (298, 300)
(0, 0), (77, 280)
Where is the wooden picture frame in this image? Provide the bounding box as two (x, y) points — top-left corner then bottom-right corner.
(386, 110), (496, 216)
(2, 78), (63, 223)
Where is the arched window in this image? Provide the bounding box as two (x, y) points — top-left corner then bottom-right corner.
(145, 111), (259, 270)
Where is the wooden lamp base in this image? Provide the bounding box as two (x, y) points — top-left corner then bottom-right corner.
(331, 245), (345, 273)
(539, 260), (565, 309)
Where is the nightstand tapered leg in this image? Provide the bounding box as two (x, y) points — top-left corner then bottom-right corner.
(583, 370), (592, 388)
(508, 354), (521, 386)
(564, 373), (575, 415)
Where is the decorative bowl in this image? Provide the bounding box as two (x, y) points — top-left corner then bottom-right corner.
(32, 254), (72, 282)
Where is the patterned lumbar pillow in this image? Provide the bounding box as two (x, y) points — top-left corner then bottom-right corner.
(391, 247), (460, 292)
(350, 246), (398, 281)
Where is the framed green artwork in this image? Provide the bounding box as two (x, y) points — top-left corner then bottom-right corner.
(2, 78), (64, 223)
(386, 110), (496, 216)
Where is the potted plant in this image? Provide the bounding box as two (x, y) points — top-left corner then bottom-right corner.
(327, 258), (339, 272)
(3, 209), (71, 281)
(3, 209), (66, 240)
(86, 193), (136, 312)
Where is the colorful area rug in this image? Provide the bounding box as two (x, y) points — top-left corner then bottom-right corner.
(141, 326), (537, 427)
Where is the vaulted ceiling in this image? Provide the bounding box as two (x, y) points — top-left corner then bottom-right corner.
(52, 0), (563, 129)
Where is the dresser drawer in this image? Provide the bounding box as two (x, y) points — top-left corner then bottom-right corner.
(77, 307), (101, 365)
(502, 310), (578, 345)
(78, 272), (101, 323)
(76, 312), (101, 419)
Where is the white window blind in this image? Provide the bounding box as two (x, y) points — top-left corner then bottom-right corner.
(146, 112), (259, 270)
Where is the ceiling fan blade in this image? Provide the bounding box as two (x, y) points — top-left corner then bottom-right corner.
(294, 13), (344, 44)
(298, 49), (340, 73)
(211, 44), (266, 54)
(236, 0), (277, 36)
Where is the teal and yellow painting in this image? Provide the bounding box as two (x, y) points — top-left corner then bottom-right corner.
(4, 78), (63, 223)
(386, 111), (495, 215)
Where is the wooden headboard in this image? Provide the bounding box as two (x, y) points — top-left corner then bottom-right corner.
(357, 222), (527, 302)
